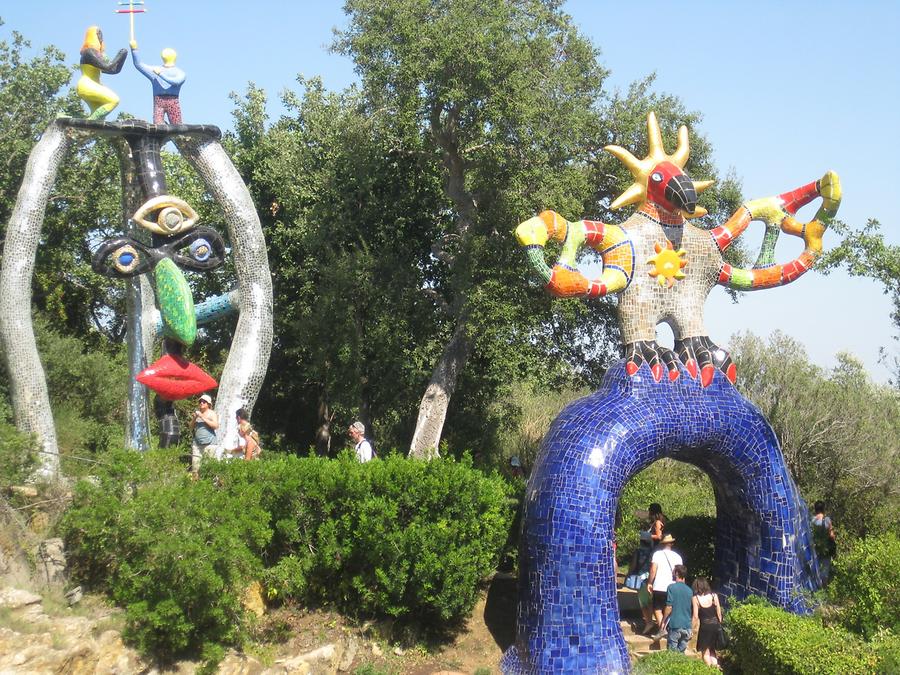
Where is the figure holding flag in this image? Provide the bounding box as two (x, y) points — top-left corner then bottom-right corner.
(130, 39), (186, 124)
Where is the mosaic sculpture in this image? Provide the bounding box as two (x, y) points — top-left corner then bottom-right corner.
(77, 26), (127, 120)
(0, 117), (272, 471)
(502, 113), (841, 673)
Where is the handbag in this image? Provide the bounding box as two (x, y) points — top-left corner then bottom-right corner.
(625, 572), (648, 590)
(715, 624), (729, 650)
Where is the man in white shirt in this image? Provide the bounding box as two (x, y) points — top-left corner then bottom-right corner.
(348, 421), (374, 462)
(646, 534), (683, 638)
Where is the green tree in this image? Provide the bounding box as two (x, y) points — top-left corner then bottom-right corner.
(819, 218), (900, 383)
(334, 0), (745, 457)
(731, 331), (900, 537)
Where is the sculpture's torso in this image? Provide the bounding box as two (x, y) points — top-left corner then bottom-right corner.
(617, 211), (721, 343)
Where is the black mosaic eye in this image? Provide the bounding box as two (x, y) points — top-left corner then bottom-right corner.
(651, 172), (663, 183)
(170, 226), (226, 271)
(92, 237), (156, 278)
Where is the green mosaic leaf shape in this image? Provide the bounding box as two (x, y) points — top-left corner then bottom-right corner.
(155, 258), (196, 346)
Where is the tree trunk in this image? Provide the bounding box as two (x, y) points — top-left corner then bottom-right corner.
(314, 383), (332, 455)
(408, 314), (472, 458)
(407, 103), (478, 458)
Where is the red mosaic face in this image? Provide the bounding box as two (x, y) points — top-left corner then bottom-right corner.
(647, 161), (697, 214)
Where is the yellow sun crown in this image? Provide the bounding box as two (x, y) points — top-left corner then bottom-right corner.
(604, 112), (714, 217)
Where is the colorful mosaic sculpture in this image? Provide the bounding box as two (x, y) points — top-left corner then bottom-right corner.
(0, 116), (273, 471)
(516, 112), (840, 387)
(77, 26), (127, 120)
(503, 113), (842, 673)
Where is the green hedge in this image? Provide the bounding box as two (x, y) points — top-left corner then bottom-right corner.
(631, 650), (718, 674)
(726, 598), (884, 674)
(826, 533), (900, 639)
(60, 449), (513, 662)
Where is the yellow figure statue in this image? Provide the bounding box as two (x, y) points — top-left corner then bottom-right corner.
(77, 26), (127, 120)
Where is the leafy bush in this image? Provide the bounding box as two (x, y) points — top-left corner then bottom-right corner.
(60, 449), (513, 662)
(205, 452), (514, 625)
(60, 448), (271, 663)
(727, 598), (882, 674)
(0, 420), (39, 486)
(826, 533), (900, 639)
(632, 650), (718, 674)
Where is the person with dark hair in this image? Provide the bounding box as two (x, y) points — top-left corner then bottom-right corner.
(660, 564), (692, 651)
(692, 576), (723, 667)
(227, 408), (260, 460)
(649, 502), (666, 546)
(812, 500), (837, 584)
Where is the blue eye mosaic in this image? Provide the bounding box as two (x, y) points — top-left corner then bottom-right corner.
(500, 360), (824, 673)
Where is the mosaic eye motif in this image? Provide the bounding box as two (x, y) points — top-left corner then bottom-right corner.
(650, 171), (663, 183)
(170, 226), (226, 271)
(92, 237), (155, 278)
(133, 195), (199, 236)
(112, 244), (141, 274)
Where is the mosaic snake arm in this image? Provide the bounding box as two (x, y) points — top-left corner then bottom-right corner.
(515, 210), (634, 297)
(710, 171), (841, 291)
(175, 138), (273, 450)
(0, 123), (70, 475)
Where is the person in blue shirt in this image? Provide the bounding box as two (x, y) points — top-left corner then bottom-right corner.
(130, 39), (186, 124)
(661, 564), (693, 652)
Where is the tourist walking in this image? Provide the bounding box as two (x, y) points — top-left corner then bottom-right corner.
(812, 500), (837, 584)
(692, 576), (724, 667)
(662, 564), (693, 652)
(348, 421), (374, 462)
(649, 502), (666, 546)
(645, 534), (683, 636)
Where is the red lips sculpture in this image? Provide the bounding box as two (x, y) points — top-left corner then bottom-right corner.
(137, 353), (217, 400)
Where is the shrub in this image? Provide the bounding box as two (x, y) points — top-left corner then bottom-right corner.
(632, 650), (717, 674)
(727, 598), (881, 674)
(0, 421), (39, 486)
(60, 448), (271, 663)
(60, 448), (513, 662)
(826, 533), (900, 639)
(205, 452), (514, 625)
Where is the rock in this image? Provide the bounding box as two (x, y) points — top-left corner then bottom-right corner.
(9, 485), (39, 498)
(242, 580), (266, 617)
(337, 637), (358, 671)
(392, 645), (405, 656)
(0, 587), (42, 609)
(276, 655), (312, 675)
(218, 651), (265, 674)
(371, 642), (383, 657)
(29, 510), (50, 534)
(66, 585), (83, 605)
(289, 644), (340, 674)
(36, 537), (67, 584)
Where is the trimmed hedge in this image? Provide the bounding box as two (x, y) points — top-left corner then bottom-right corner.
(727, 598), (884, 674)
(60, 448), (513, 662)
(632, 650), (718, 674)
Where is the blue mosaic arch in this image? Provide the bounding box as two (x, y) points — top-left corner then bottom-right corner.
(501, 360), (824, 674)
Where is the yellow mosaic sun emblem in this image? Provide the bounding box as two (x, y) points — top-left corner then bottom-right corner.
(647, 241), (687, 287)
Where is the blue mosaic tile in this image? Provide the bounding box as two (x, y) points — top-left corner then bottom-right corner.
(501, 359), (824, 674)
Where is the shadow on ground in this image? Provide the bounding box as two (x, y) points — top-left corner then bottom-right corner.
(483, 574), (517, 651)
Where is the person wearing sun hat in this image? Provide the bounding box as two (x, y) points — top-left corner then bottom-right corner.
(646, 533), (683, 638)
(190, 393), (219, 473)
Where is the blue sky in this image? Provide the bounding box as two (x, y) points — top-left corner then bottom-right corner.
(3, 1), (898, 382)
